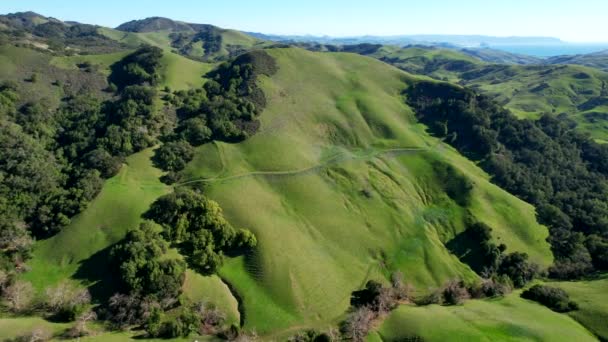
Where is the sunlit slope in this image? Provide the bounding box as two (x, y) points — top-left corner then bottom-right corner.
(98, 26), (266, 61)
(550, 275), (608, 340)
(180, 48), (552, 333)
(372, 292), (597, 342)
(50, 49), (214, 91)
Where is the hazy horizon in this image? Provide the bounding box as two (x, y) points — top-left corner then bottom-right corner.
(1, 0), (608, 43)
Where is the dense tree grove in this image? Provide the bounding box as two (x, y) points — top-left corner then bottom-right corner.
(0, 46), (165, 279)
(146, 188), (257, 274)
(153, 50), (277, 183)
(111, 221), (186, 300)
(407, 80), (608, 279)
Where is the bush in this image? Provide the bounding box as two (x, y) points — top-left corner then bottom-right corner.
(497, 252), (539, 288)
(521, 285), (578, 312)
(340, 306), (376, 342)
(2, 280), (34, 313)
(152, 140), (194, 172)
(44, 282), (91, 321)
(442, 279), (470, 305)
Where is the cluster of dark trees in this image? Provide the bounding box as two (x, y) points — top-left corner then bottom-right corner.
(341, 274), (413, 342)
(108, 188), (256, 338)
(448, 222), (539, 287)
(0, 46), (165, 278)
(406, 80), (608, 279)
(521, 284), (578, 313)
(153, 50), (277, 181)
(169, 26), (223, 60)
(145, 188), (257, 274)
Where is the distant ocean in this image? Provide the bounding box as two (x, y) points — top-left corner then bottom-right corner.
(491, 44), (608, 57)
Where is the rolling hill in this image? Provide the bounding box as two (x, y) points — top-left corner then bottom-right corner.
(1, 13), (608, 342)
(361, 45), (608, 141)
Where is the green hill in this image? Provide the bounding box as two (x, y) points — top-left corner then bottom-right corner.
(177, 47), (551, 335)
(372, 291), (597, 342)
(100, 17), (268, 62)
(366, 45), (608, 141)
(3, 46), (556, 339)
(4, 18), (608, 339)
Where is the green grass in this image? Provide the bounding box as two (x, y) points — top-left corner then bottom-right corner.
(0, 45), (108, 107)
(370, 45), (608, 140)
(7, 46), (560, 339)
(549, 275), (608, 340)
(182, 270), (240, 325)
(177, 48), (552, 335)
(159, 51), (215, 90)
(373, 293), (597, 342)
(22, 148), (170, 292)
(0, 317), (70, 340)
(50, 51), (129, 76)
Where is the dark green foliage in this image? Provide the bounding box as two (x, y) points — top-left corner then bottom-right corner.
(169, 50), (277, 144)
(447, 222), (505, 274)
(159, 305), (199, 338)
(111, 221), (186, 300)
(109, 46), (163, 90)
(146, 188), (257, 275)
(406, 80), (608, 278)
(152, 141), (194, 172)
(177, 117), (212, 146)
(585, 234), (608, 269)
(497, 252), (539, 288)
(521, 285), (578, 312)
(101, 85), (163, 155)
(432, 161), (473, 206)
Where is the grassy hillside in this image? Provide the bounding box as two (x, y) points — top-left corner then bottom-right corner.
(22, 148), (170, 291)
(373, 292), (597, 342)
(548, 50), (608, 72)
(3, 44), (560, 339)
(368, 45), (481, 82)
(99, 26), (267, 62)
(176, 47), (552, 335)
(49, 47), (214, 91)
(0, 45), (108, 107)
(550, 275), (608, 340)
(367, 46), (608, 141)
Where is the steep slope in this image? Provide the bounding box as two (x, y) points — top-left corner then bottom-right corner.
(176, 47), (552, 335)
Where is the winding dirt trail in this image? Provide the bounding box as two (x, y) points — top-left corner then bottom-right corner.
(175, 146), (429, 187)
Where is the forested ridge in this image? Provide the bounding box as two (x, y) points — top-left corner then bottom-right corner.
(407, 80), (608, 278)
(0, 38), (271, 338)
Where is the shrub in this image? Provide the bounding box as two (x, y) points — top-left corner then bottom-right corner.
(2, 280), (34, 313)
(521, 284), (578, 312)
(340, 306), (376, 342)
(497, 252), (539, 288)
(152, 140), (194, 172)
(442, 279), (470, 305)
(44, 282), (91, 321)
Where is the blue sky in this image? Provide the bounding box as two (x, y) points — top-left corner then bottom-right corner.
(1, 0), (606, 42)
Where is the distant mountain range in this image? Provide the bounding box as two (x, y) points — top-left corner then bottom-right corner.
(246, 32), (563, 48)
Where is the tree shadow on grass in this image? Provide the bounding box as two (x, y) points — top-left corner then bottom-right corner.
(73, 244), (121, 305)
(446, 229), (487, 274)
